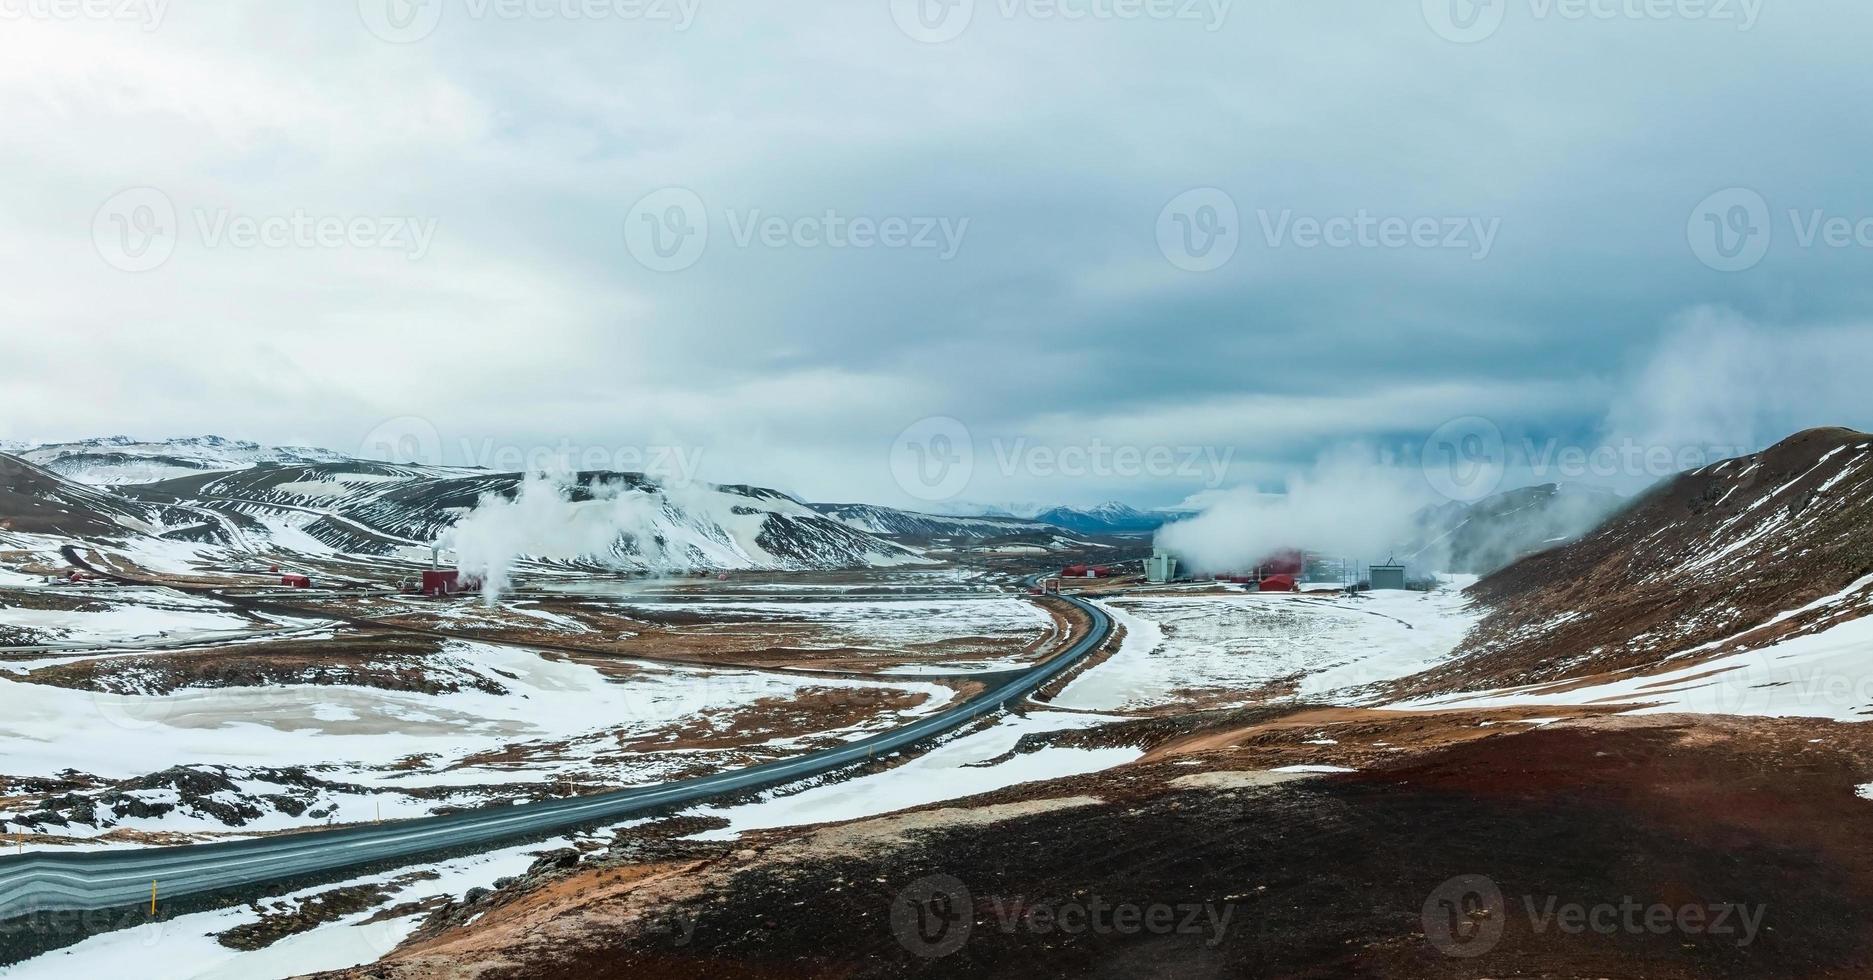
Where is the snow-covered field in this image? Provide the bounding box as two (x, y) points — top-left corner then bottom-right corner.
(1392, 593), (1873, 722)
(0, 587), (265, 648)
(0, 833), (561, 980)
(0, 641), (955, 840)
(691, 709), (1136, 838)
(1052, 584), (1481, 712)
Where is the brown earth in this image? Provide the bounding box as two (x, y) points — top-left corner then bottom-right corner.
(268, 591), (1057, 675)
(1410, 428), (1873, 697)
(622, 686), (942, 753)
(307, 709), (1873, 980)
(14, 632), (497, 695)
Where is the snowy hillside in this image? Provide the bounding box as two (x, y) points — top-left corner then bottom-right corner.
(1416, 427), (1873, 693)
(0, 452), (208, 540)
(809, 502), (1058, 539)
(0, 436), (1192, 575)
(86, 462), (927, 573)
(1031, 501), (1174, 534)
(19, 436), (353, 486)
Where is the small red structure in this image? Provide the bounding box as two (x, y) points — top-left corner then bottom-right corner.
(421, 569), (483, 596)
(1256, 549), (1306, 577)
(421, 569), (459, 596)
(1060, 564), (1115, 579)
(1259, 573), (1296, 592)
(281, 573), (312, 588)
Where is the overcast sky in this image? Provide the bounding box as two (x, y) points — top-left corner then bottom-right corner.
(5, 1), (1872, 510)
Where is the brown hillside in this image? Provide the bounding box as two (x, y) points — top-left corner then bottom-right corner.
(1416, 427), (1873, 694)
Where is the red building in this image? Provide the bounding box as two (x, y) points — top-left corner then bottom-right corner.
(1256, 549), (1305, 576)
(1258, 573), (1297, 592)
(422, 569), (485, 596)
(421, 569), (484, 596)
(281, 573), (312, 588)
(421, 569), (459, 596)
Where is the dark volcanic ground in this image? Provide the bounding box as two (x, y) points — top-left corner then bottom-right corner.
(319, 714), (1873, 980)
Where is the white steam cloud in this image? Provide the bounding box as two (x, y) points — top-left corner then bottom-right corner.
(1155, 446), (1433, 575)
(1601, 307), (1873, 465)
(444, 470), (687, 599)
(1158, 309), (1873, 581)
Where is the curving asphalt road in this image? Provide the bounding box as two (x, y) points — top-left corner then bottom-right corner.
(0, 594), (1110, 920)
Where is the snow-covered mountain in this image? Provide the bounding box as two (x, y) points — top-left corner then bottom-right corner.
(115, 463), (925, 571)
(1030, 501), (1172, 535)
(1, 434), (1184, 572)
(19, 436), (353, 486)
(0, 452), (205, 540)
(809, 503), (1058, 540)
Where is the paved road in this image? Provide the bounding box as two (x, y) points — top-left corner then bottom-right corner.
(0, 594), (1110, 919)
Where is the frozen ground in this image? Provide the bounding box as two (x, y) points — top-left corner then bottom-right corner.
(0, 587), (268, 648)
(0, 832), (561, 980)
(599, 595), (1057, 671)
(0, 640), (955, 840)
(1052, 583), (1481, 712)
(605, 597), (1049, 641)
(1392, 592), (1873, 722)
(689, 709), (1136, 839)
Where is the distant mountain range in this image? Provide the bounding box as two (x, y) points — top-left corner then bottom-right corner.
(924, 500), (1182, 535)
(0, 437), (1192, 577)
(16, 436), (352, 486)
(808, 503), (1059, 540)
(1030, 502), (1176, 535)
